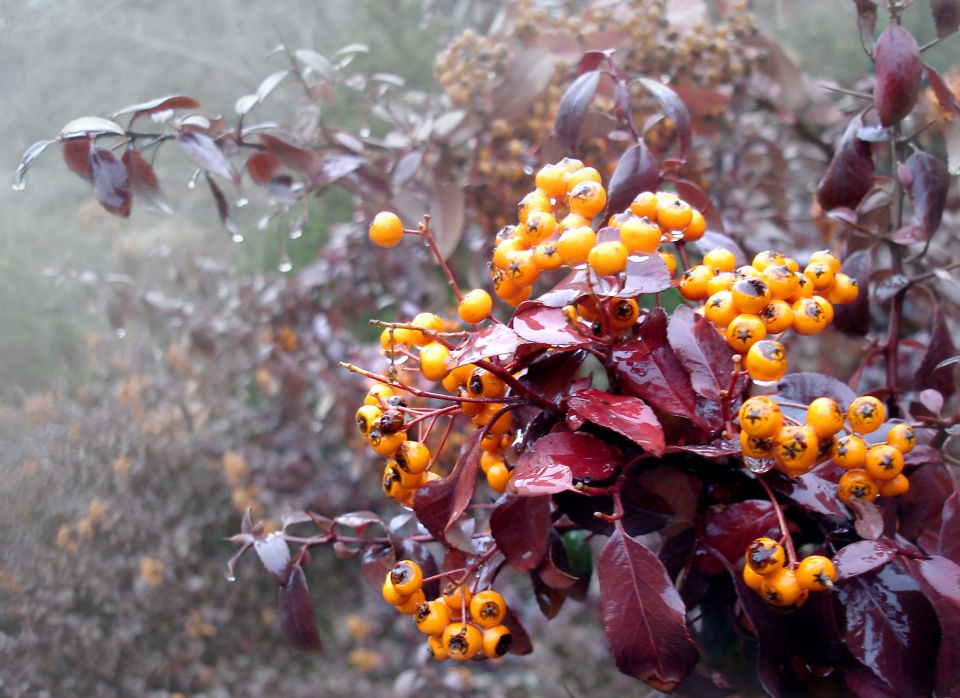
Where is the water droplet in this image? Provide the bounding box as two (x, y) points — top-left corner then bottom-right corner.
(278, 259), (293, 273)
(11, 178), (26, 191)
(226, 572), (237, 583)
(187, 169), (202, 189)
(360, 128), (371, 138)
(522, 165), (534, 175)
(670, 230), (685, 242)
(115, 328), (127, 339)
(745, 457), (774, 474)
(289, 227), (303, 240)
(487, 71), (497, 80)
(236, 197), (249, 208)
(257, 215), (271, 231)
(231, 233), (245, 243)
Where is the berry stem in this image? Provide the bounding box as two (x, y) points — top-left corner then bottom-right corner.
(757, 476), (797, 567)
(720, 358), (744, 433)
(676, 241), (691, 272)
(339, 362), (519, 404)
(403, 404), (459, 431)
(416, 214), (464, 302)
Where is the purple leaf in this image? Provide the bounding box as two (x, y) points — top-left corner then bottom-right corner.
(667, 306), (743, 401)
(874, 25), (922, 126)
(254, 532), (292, 583)
(833, 539), (897, 581)
(832, 249), (871, 335)
(939, 492), (960, 564)
(90, 146), (131, 218)
(695, 500), (778, 575)
(313, 154), (364, 188)
(816, 115), (874, 211)
(512, 431), (618, 496)
(334, 511), (384, 531)
(260, 133), (321, 178)
(914, 307), (957, 399)
(603, 141), (659, 217)
(635, 78), (691, 160)
(903, 555), (960, 695)
(502, 607), (534, 656)
(852, 0), (878, 55)
(769, 465), (848, 518)
(205, 173), (240, 239)
(567, 388), (665, 456)
(490, 495), (551, 572)
(618, 253), (673, 297)
(413, 430), (481, 544)
(848, 497), (884, 540)
(577, 49), (613, 74)
(123, 148), (170, 214)
(512, 302), (591, 347)
(519, 350), (586, 407)
(835, 560), (937, 696)
(931, 0), (960, 38)
(277, 565), (322, 652)
(450, 324), (520, 366)
(555, 70), (602, 151)
(598, 528), (699, 690)
(895, 151), (949, 244)
(62, 137), (93, 181)
(178, 131), (239, 183)
(430, 176), (466, 260)
(775, 372), (857, 411)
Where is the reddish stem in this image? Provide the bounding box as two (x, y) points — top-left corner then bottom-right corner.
(757, 476), (797, 568)
(416, 214), (463, 302)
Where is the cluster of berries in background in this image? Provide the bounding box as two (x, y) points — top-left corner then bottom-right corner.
(380, 560), (512, 662)
(742, 538), (836, 608)
(682, 248), (860, 383)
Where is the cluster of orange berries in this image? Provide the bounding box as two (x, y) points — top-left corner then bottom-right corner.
(490, 159), (705, 306)
(738, 393), (915, 499)
(683, 248), (860, 383)
(742, 538), (836, 608)
(356, 383), (440, 507)
(381, 560), (513, 661)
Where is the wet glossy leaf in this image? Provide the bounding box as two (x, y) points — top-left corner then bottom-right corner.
(512, 303), (591, 347)
(450, 324), (520, 367)
(940, 492), (960, 564)
(429, 177), (465, 260)
(205, 173), (239, 239)
(246, 151), (284, 184)
(598, 528), (699, 689)
(110, 95), (200, 120)
(618, 253), (673, 297)
(904, 555), (960, 695)
(893, 151), (949, 244)
(848, 497), (883, 540)
(874, 25), (922, 126)
(833, 249), (871, 335)
(335, 510), (384, 532)
(520, 350), (586, 407)
(836, 560), (937, 696)
(816, 115), (874, 211)
(278, 565), (322, 652)
(635, 77), (692, 160)
(260, 133), (321, 178)
(604, 141), (659, 217)
(502, 607), (533, 655)
(512, 431), (618, 496)
(178, 131), (238, 183)
(770, 465), (848, 518)
(90, 146), (131, 218)
(567, 388), (665, 456)
(914, 307), (957, 399)
(413, 430), (481, 545)
(555, 70), (602, 151)
(613, 308), (703, 428)
(62, 136), (93, 181)
(537, 269), (590, 308)
(254, 532), (291, 583)
(60, 116), (126, 139)
(490, 495), (551, 572)
(295, 48), (333, 79)
(313, 154), (364, 188)
(668, 306), (743, 401)
(123, 148), (170, 214)
(834, 539), (897, 581)
(775, 372), (857, 411)
(852, 0), (878, 55)
(931, 0), (960, 38)
(695, 500), (778, 575)
(13, 139), (56, 190)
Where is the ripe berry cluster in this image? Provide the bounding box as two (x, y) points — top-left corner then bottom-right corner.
(380, 560), (513, 661)
(742, 538), (836, 608)
(682, 248), (860, 383)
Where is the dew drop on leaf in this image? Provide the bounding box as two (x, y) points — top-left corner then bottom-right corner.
(231, 233), (245, 243)
(745, 457), (774, 474)
(236, 197), (249, 208)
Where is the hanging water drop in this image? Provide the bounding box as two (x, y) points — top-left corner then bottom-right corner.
(231, 233), (245, 243)
(289, 227), (303, 240)
(236, 197), (249, 208)
(745, 457), (774, 474)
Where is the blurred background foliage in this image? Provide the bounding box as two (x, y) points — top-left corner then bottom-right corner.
(0, 1), (957, 696)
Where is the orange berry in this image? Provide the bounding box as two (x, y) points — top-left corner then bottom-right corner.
(788, 273), (815, 302)
(657, 198), (693, 231)
(559, 211), (591, 231)
(731, 277), (772, 314)
(740, 430), (775, 458)
(610, 298), (640, 329)
(369, 211), (404, 248)
(803, 261), (836, 291)
(458, 289), (493, 324)
(886, 424), (917, 453)
(806, 397), (845, 439)
(396, 440), (431, 474)
(533, 241), (564, 270)
(568, 180), (607, 218)
(522, 211), (558, 244)
(390, 560), (423, 596)
(682, 209), (706, 241)
(837, 469), (879, 504)
(659, 250), (677, 276)
(629, 191), (659, 219)
(619, 217), (662, 254)
(420, 342), (451, 381)
(725, 314), (767, 353)
(428, 634), (448, 661)
(442, 582), (473, 610)
(847, 396), (886, 434)
(470, 590), (507, 628)
(702, 247), (737, 273)
(517, 190), (552, 224)
(739, 396), (783, 439)
(381, 573), (407, 605)
(745, 537), (785, 576)
(567, 166), (603, 189)
(704, 290), (738, 327)
(556, 226), (597, 265)
(878, 473), (910, 497)
(761, 265), (800, 300)
(588, 241), (629, 276)
(395, 588), (426, 614)
(828, 273), (859, 304)
(759, 299), (794, 334)
(865, 444), (905, 481)
(743, 563), (765, 591)
(808, 250), (842, 274)
(505, 249), (539, 287)
(678, 264), (715, 300)
(369, 429), (407, 457)
(534, 163), (569, 198)
(443, 622), (483, 660)
(410, 312), (445, 345)
(706, 271), (738, 296)
(745, 339), (788, 382)
(774, 424), (819, 471)
(761, 568), (804, 606)
(832, 434), (868, 470)
(486, 461), (512, 493)
(482, 625), (513, 658)
(791, 297), (830, 335)
(414, 599), (450, 635)
(752, 250), (786, 272)
(355, 404), (382, 436)
(796, 555), (836, 591)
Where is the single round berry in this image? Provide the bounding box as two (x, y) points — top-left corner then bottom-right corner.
(706, 271), (738, 296)
(414, 599), (450, 636)
(381, 573), (408, 606)
(410, 312), (445, 345)
(629, 191), (659, 219)
(788, 273), (815, 302)
(369, 211), (404, 248)
(486, 461), (512, 493)
(803, 261), (836, 291)
(390, 560), (424, 596)
(683, 209), (707, 241)
(568, 180), (607, 218)
(745, 537), (786, 576)
(774, 424), (819, 471)
(761, 265), (800, 300)
(659, 250), (677, 276)
(369, 429), (407, 457)
(731, 277), (772, 314)
(493, 237), (528, 271)
(678, 264), (715, 301)
(739, 396), (784, 439)
(567, 166), (603, 189)
(657, 197), (693, 231)
(458, 289), (493, 324)
(395, 588), (426, 614)
(420, 342), (451, 381)
(470, 590), (507, 628)
(828, 273), (860, 304)
(702, 247), (738, 273)
(745, 339), (788, 382)
(705, 291), (738, 327)
(428, 634), (448, 661)
(364, 383), (395, 406)
(506, 249), (539, 287)
(619, 217), (661, 254)
(761, 568), (804, 607)
(878, 473), (910, 498)
(396, 440), (431, 474)
(806, 397), (845, 439)
(588, 240), (629, 276)
(791, 297), (830, 335)
(740, 430), (774, 458)
(808, 250), (842, 274)
(534, 242), (563, 270)
(832, 434), (868, 469)
(837, 469), (879, 504)
(517, 190), (552, 224)
(847, 396), (886, 434)
(441, 583), (473, 611)
(752, 250), (786, 272)
(522, 210), (558, 244)
(482, 625), (513, 658)
(610, 298), (640, 329)
(725, 314), (767, 353)
(796, 555), (836, 591)
(886, 424), (916, 453)
(534, 163), (569, 198)
(356, 404), (383, 436)
(743, 563), (765, 591)
(388, 460), (422, 489)
(443, 622), (483, 660)
(865, 444), (905, 481)
(556, 226), (597, 265)
(759, 299), (794, 334)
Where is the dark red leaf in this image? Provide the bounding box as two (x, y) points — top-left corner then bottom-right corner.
(277, 565), (322, 652)
(667, 306), (743, 401)
(832, 249), (871, 335)
(429, 176), (465, 259)
(852, 0), (878, 55)
(519, 350), (586, 407)
(899, 463), (960, 554)
(90, 146), (131, 218)
(502, 607), (533, 655)
(555, 70), (602, 151)
(931, 0), (960, 38)
(834, 539), (897, 581)
(914, 307), (957, 399)
(603, 141), (659, 218)
(111, 95), (200, 120)
(205, 173), (240, 239)
(775, 372), (857, 411)
(254, 532), (292, 583)
(512, 431), (618, 496)
(567, 388), (665, 456)
(769, 465), (848, 518)
(835, 559), (937, 696)
(816, 115), (875, 211)
(246, 151), (284, 184)
(940, 492), (960, 564)
(874, 25), (922, 126)
(531, 571), (567, 618)
(122, 148), (169, 214)
(618, 253), (673, 297)
(635, 77), (691, 160)
(845, 668), (900, 697)
(359, 544), (395, 591)
(895, 151), (949, 244)
(577, 49), (613, 74)
(450, 324), (520, 366)
(695, 500), (778, 575)
(848, 497), (884, 540)
(598, 528), (699, 689)
(413, 430), (481, 544)
(537, 269), (590, 308)
(613, 308), (703, 428)
(512, 302), (591, 347)
(334, 511), (384, 531)
(903, 555), (960, 695)
(62, 137), (92, 181)
(260, 133), (321, 178)
(178, 130), (239, 183)
(490, 495), (551, 572)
